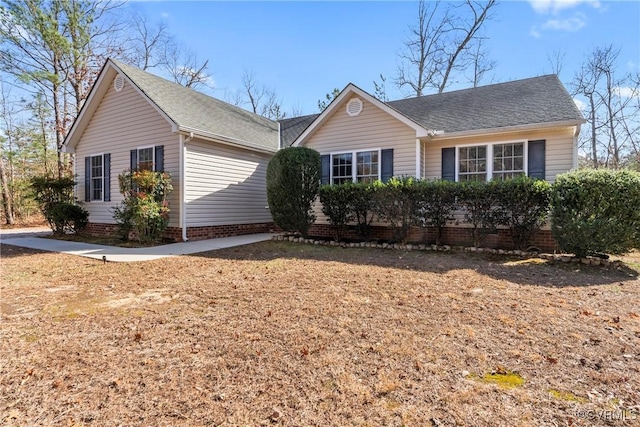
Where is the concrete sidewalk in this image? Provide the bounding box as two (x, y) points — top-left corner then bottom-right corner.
(0, 228), (274, 262)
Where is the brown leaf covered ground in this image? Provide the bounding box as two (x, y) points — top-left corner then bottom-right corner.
(1, 242), (639, 426)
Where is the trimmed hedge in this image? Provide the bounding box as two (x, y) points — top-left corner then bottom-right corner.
(31, 176), (89, 234)
(551, 169), (640, 257)
(316, 169), (639, 256)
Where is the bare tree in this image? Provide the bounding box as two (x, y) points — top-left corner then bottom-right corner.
(396, 0), (497, 97)
(373, 74), (389, 101)
(546, 49), (566, 76)
(466, 38), (496, 87)
(223, 71), (286, 120)
(127, 13), (170, 71)
(572, 45), (640, 169)
(163, 44), (212, 90)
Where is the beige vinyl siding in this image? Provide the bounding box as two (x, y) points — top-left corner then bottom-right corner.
(185, 139), (272, 227)
(75, 77), (180, 226)
(304, 97), (417, 177)
(303, 96), (418, 224)
(422, 127), (576, 183)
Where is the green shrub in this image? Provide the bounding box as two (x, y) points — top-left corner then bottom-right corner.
(551, 169), (640, 257)
(49, 202), (89, 233)
(31, 176), (88, 234)
(415, 180), (458, 246)
(373, 177), (419, 244)
(350, 182), (377, 240)
(457, 180), (501, 248)
(267, 147), (320, 237)
(319, 183), (354, 241)
(494, 177), (551, 250)
(113, 169), (173, 244)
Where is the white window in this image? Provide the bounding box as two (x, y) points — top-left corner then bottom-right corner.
(331, 150), (380, 184)
(137, 147), (154, 171)
(492, 142), (524, 180)
(90, 154), (104, 201)
(457, 141), (526, 182)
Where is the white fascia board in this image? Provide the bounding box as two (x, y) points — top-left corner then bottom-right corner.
(292, 83), (431, 146)
(427, 120), (586, 141)
(177, 127), (278, 155)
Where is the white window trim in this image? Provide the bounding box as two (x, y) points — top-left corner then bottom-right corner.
(89, 152), (105, 202)
(136, 145), (155, 171)
(454, 140), (527, 182)
(330, 148), (382, 184)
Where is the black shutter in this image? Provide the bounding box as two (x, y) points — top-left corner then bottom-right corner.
(528, 140), (546, 180)
(441, 147), (456, 181)
(103, 153), (111, 202)
(381, 149), (394, 183)
(84, 157), (91, 202)
(320, 154), (330, 185)
(154, 145), (164, 172)
(130, 149), (137, 171)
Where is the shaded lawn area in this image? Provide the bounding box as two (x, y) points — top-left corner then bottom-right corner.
(1, 241), (639, 426)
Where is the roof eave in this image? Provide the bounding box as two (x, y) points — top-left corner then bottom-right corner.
(178, 126), (278, 154)
(428, 119), (586, 141)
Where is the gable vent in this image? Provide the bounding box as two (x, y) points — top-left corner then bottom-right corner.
(114, 74), (125, 92)
(346, 98), (363, 116)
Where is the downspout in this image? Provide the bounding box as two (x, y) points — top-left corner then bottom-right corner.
(415, 138), (421, 179)
(180, 132), (194, 242)
(573, 124), (581, 169)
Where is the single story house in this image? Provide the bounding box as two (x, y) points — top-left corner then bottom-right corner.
(63, 59), (584, 246)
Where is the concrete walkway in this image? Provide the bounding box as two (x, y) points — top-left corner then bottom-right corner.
(0, 227), (274, 262)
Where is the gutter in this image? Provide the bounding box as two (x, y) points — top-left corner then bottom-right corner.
(427, 119), (585, 141)
(178, 126), (278, 154)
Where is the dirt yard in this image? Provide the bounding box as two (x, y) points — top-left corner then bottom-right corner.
(1, 241), (639, 426)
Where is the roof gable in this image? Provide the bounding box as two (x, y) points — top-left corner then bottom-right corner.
(292, 84), (432, 147)
(63, 59), (279, 153)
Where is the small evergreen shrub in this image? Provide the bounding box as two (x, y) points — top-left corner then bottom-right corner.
(551, 169), (640, 257)
(457, 180), (501, 248)
(373, 177), (419, 244)
(414, 180), (458, 246)
(494, 177), (551, 250)
(267, 147), (321, 237)
(319, 183), (354, 241)
(350, 182), (377, 240)
(31, 176), (89, 234)
(113, 169), (173, 244)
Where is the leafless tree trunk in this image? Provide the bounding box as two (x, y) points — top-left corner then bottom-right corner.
(0, 152), (14, 225)
(396, 0), (497, 97)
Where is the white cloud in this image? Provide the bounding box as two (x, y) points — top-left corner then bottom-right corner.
(573, 97), (587, 112)
(615, 86), (640, 99)
(542, 14), (587, 31)
(528, 0), (601, 14)
(161, 12), (170, 19)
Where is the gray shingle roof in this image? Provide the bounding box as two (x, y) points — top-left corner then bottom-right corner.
(278, 114), (319, 147)
(111, 59), (279, 152)
(386, 74), (584, 133)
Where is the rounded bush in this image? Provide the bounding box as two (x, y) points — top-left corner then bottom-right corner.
(267, 147), (321, 237)
(551, 169), (640, 257)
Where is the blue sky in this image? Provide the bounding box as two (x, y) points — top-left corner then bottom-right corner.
(132, 0), (639, 115)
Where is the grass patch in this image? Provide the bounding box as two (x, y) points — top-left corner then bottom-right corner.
(548, 389), (587, 403)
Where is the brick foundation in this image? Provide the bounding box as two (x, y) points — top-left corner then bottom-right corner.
(307, 224), (559, 253)
(84, 222), (274, 242)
